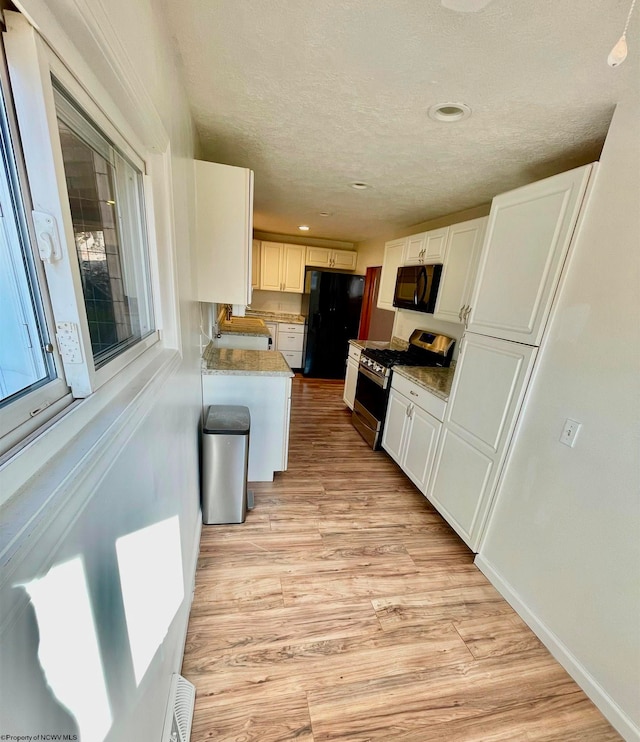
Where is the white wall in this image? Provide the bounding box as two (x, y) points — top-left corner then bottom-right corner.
(477, 101), (640, 741)
(250, 289), (303, 315)
(0, 1), (201, 740)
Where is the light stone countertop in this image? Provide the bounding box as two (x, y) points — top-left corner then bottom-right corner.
(202, 343), (294, 376)
(245, 309), (306, 324)
(348, 336), (408, 352)
(392, 363), (456, 401)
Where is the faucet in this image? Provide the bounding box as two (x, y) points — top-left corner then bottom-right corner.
(225, 304), (232, 321)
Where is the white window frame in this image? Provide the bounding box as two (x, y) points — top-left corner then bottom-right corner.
(4, 12), (160, 400)
(0, 32), (71, 451)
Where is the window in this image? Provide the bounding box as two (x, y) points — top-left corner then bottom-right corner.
(0, 15), (162, 454)
(53, 83), (155, 368)
(0, 83), (55, 405)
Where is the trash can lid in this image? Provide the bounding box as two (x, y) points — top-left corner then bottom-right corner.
(203, 405), (251, 435)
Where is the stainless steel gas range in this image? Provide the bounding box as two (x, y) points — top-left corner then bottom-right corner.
(352, 330), (455, 449)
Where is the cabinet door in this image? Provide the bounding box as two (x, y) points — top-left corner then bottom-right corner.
(424, 227), (449, 262)
(434, 217), (487, 323)
(343, 357), (359, 409)
(195, 160), (253, 304)
(426, 332), (537, 549)
(260, 242), (283, 291)
(306, 246), (332, 268)
(252, 239), (261, 290)
(377, 239), (406, 311)
(381, 389), (409, 464)
(467, 165), (592, 345)
(332, 249), (357, 270)
(282, 244), (306, 293)
(405, 233), (426, 264)
(403, 404), (440, 493)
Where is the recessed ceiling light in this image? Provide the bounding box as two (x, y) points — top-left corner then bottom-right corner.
(298, 225), (310, 231)
(350, 182), (371, 190)
(428, 102), (472, 122)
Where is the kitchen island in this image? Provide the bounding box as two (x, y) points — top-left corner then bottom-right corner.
(202, 343), (294, 481)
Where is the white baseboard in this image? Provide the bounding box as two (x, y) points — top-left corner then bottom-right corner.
(475, 555), (639, 742)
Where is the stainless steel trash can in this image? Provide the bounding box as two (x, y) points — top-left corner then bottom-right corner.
(202, 405), (250, 524)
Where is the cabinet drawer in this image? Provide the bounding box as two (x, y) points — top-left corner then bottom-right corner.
(391, 374), (446, 421)
(278, 323), (304, 334)
(281, 350), (302, 368)
(278, 333), (304, 351)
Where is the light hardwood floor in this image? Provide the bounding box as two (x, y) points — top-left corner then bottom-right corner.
(183, 377), (620, 741)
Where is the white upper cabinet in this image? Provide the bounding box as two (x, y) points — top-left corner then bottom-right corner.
(260, 242), (306, 293)
(260, 241), (284, 291)
(405, 227), (449, 265)
(195, 160), (254, 305)
(306, 246), (357, 270)
(467, 164), (593, 344)
(434, 217), (488, 324)
(377, 238), (406, 311)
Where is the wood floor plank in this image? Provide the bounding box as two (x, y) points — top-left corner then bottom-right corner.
(453, 612), (544, 659)
(306, 650), (578, 741)
(190, 691), (313, 742)
(182, 377), (621, 742)
(187, 622), (474, 700)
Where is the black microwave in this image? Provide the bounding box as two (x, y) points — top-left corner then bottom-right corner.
(393, 264), (443, 313)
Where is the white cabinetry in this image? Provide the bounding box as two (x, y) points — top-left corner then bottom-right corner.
(202, 373), (292, 481)
(264, 321), (278, 350)
(195, 160), (254, 304)
(377, 238), (406, 311)
(306, 246), (357, 270)
(405, 227), (448, 265)
(426, 333), (537, 549)
(382, 374), (444, 493)
(260, 242), (306, 293)
(467, 165), (593, 345)
(434, 217), (487, 323)
(252, 239), (261, 290)
(343, 343), (361, 409)
(277, 322), (305, 368)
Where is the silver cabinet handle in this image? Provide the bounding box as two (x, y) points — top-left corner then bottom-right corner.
(409, 390), (418, 397)
(458, 306), (464, 322)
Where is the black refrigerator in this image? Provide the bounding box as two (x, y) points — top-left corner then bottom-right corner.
(302, 269), (365, 378)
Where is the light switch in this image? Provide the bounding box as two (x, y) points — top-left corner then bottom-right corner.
(559, 418), (581, 448)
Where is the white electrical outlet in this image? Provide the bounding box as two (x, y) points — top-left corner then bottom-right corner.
(56, 322), (83, 364)
(560, 418), (581, 448)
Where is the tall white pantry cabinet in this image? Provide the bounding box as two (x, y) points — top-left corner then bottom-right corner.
(426, 164), (595, 550)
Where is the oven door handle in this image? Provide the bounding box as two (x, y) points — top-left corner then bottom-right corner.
(358, 364), (388, 388)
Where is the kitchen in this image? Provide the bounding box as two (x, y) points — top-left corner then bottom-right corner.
(0, 2), (637, 742)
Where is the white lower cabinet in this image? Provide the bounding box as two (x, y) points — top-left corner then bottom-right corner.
(425, 332), (537, 550)
(343, 344), (362, 409)
(264, 322), (278, 350)
(202, 373), (292, 481)
(277, 323), (304, 368)
(382, 378), (442, 493)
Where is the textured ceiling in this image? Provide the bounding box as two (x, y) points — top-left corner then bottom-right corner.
(160, 0), (639, 242)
